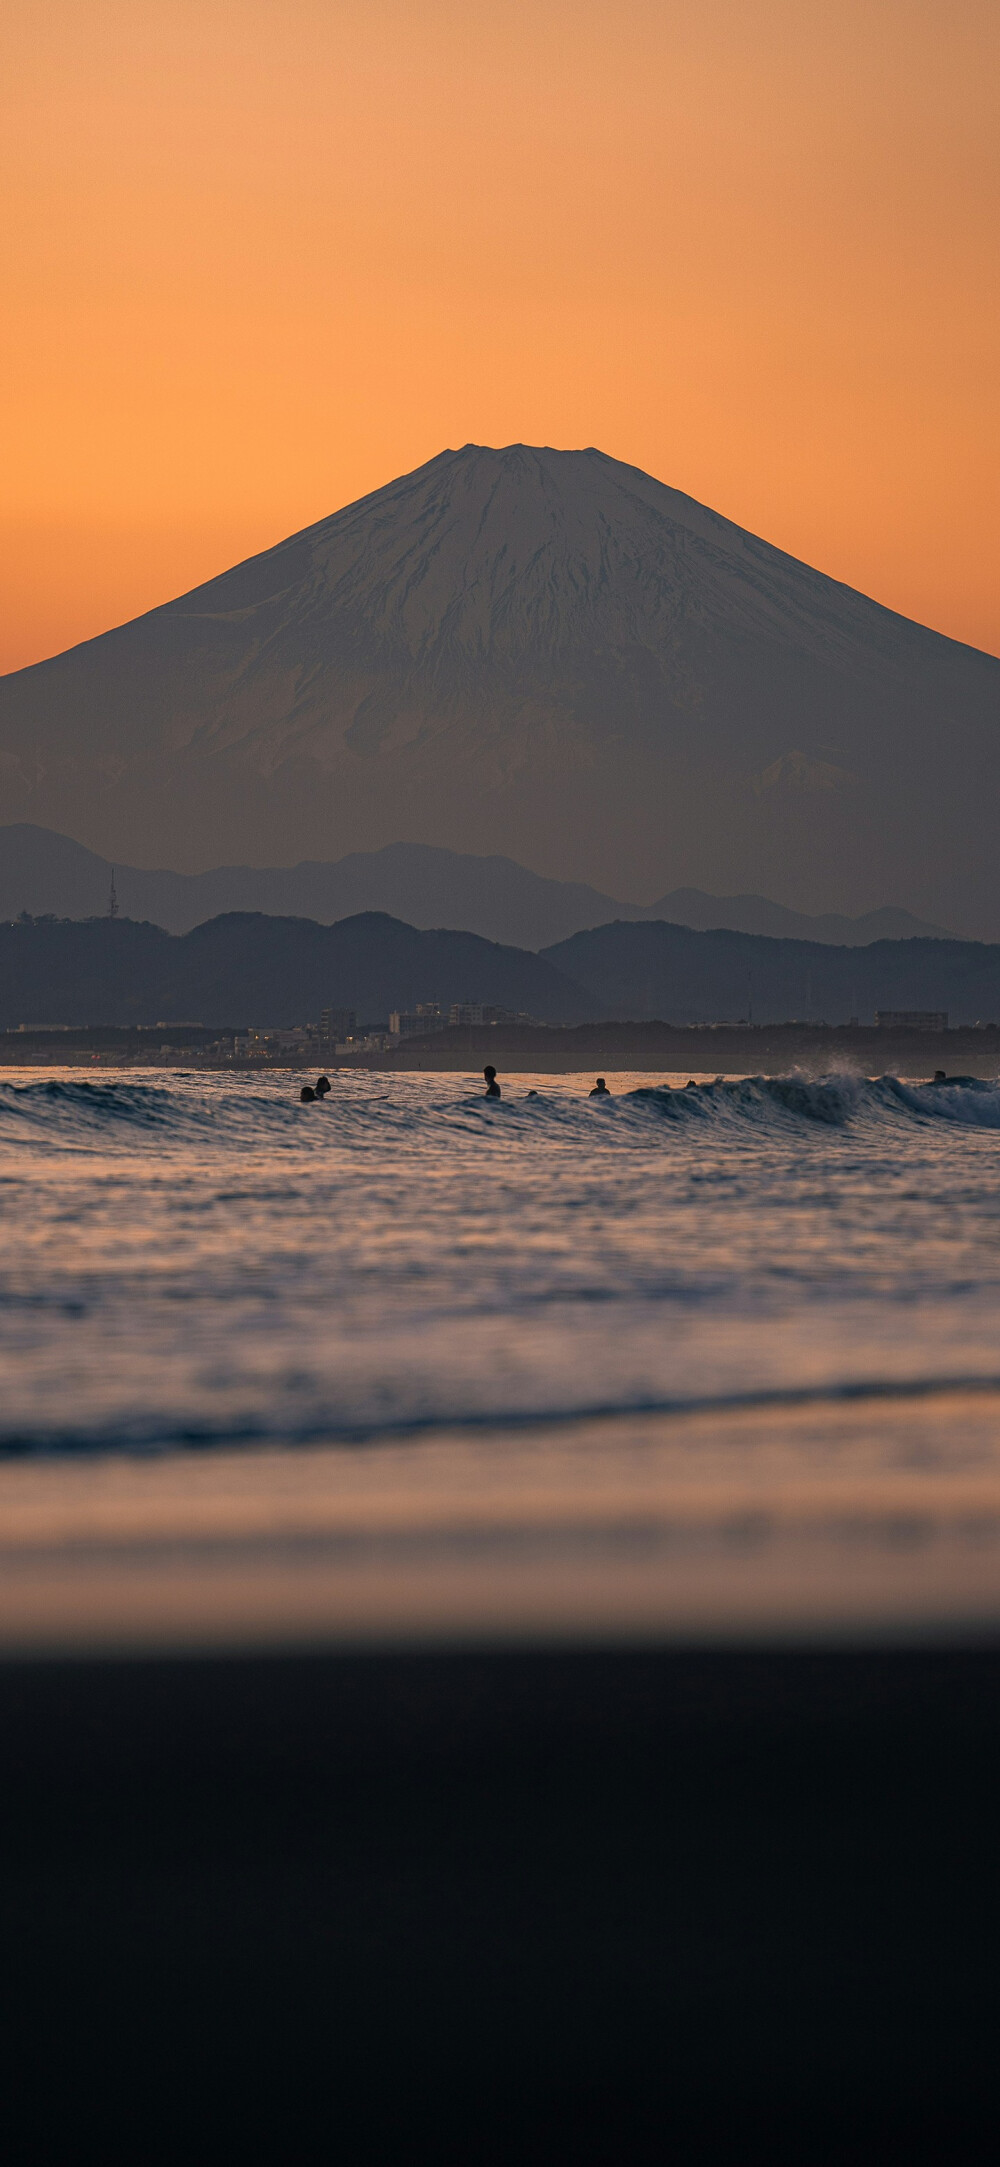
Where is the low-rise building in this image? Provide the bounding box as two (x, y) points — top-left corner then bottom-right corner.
(875, 1010), (948, 1030)
(320, 1007), (356, 1043)
(448, 1003), (542, 1028)
(389, 1005), (445, 1039)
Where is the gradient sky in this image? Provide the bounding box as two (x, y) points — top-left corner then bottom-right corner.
(2, 0), (997, 674)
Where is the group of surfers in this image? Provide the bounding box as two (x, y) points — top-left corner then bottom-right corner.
(483, 1065), (610, 1099)
(301, 1067), (961, 1103)
(300, 1066), (612, 1102)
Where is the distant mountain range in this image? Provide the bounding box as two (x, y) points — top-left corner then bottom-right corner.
(1, 444), (997, 935)
(4, 910), (1000, 1032)
(0, 826), (952, 949)
(545, 922), (1000, 1028)
(0, 914), (587, 1032)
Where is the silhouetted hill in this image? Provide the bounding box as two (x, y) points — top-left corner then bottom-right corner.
(6, 909), (1000, 1033)
(1, 444), (997, 934)
(542, 921), (1000, 1026)
(0, 913), (588, 1030)
(0, 825), (953, 947)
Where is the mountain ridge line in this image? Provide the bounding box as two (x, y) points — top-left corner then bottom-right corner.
(1, 444), (996, 934)
(4, 908), (1000, 1033)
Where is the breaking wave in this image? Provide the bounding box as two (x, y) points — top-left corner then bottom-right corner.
(1, 1069), (999, 1154)
(628, 1071), (1000, 1132)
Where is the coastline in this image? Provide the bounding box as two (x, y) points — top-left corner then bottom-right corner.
(4, 1060), (1000, 2153)
(4, 1394), (1000, 1657)
(3, 1021), (1000, 1075)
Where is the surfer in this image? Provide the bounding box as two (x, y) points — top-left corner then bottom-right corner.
(589, 1077), (610, 1096)
(933, 1070), (947, 1083)
(315, 1075), (331, 1096)
(300, 1084), (316, 1102)
(484, 1065), (501, 1098)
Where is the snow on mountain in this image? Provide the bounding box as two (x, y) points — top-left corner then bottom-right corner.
(1, 445), (997, 933)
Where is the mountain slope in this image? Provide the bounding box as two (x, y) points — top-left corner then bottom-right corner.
(1, 444), (997, 931)
(542, 921), (1000, 1027)
(0, 825), (953, 946)
(0, 912), (588, 1030)
(641, 889), (952, 947)
(4, 908), (1000, 1030)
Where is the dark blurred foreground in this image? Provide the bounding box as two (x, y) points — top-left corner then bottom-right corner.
(1, 1646), (998, 2163)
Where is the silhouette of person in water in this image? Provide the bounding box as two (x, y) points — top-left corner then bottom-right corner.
(590, 1077), (610, 1096)
(934, 1070), (947, 1083)
(315, 1075), (331, 1096)
(484, 1065), (501, 1098)
(300, 1085), (316, 1102)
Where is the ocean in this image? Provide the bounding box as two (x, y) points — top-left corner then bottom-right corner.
(3, 1063), (1000, 1650)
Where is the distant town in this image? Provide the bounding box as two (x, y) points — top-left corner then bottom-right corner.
(237, 1000), (547, 1061)
(6, 1012), (1000, 1080)
(0, 1001), (547, 1067)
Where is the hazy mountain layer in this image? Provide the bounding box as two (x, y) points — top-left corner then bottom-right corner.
(0, 825), (953, 948)
(1, 444), (997, 931)
(543, 922), (1000, 1028)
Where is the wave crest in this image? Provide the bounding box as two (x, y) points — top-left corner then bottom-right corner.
(1, 1068), (999, 1152)
(626, 1070), (1000, 1131)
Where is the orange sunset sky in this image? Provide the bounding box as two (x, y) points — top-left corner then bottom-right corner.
(2, 0), (997, 676)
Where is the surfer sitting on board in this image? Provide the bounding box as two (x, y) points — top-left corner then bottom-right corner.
(484, 1066), (501, 1098)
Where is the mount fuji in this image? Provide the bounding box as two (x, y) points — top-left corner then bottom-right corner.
(1, 444), (997, 934)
